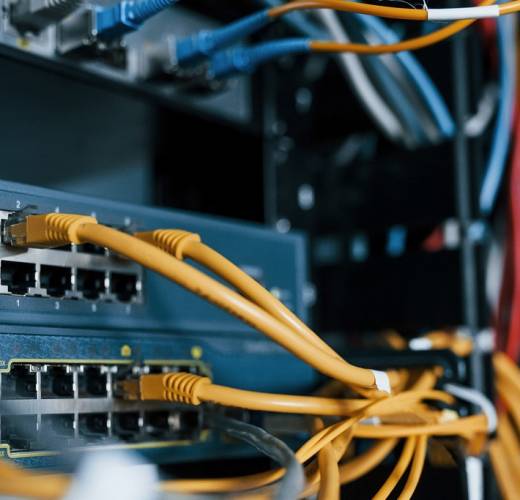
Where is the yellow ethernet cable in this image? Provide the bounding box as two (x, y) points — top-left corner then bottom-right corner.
(314, 419), (340, 500)
(373, 437), (417, 500)
(0, 213), (492, 499)
(134, 229), (342, 362)
(490, 439), (518, 500)
(124, 371), (454, 416)
(5, 213), (392, 391)
(134, 229), (399, 394)
(398, 435), (427, 500)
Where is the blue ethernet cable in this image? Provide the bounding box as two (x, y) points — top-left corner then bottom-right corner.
(208, 38), (311, 78)
(95, 0), (177, 40)
(258, 0), (453, 141)
(479, 14), (516, 215)
(352, 14), (455, 140)
(176, 10), (272, 66)
(209, 36), (427, 146)
(189, 0), (450, 145)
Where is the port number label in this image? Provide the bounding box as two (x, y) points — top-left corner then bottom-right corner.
(55, 301), (60, 310)
(91, 303), (97, 313)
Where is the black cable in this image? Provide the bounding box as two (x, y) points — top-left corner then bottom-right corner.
(210, 414), (304, 500)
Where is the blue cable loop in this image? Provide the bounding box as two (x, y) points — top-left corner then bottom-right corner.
(209, 39), (311, 79)
(479, 14), (516, 215)
(353, 14), (455, 140)
(176, 10), (271, 66)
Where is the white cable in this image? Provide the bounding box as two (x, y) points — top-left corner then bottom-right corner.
(427, 5), (500, 20)
(465, 85), (498, 138)
(316, 9), (405, 142)
(444, 383), (497, 433)
(466, 457), (484, 500)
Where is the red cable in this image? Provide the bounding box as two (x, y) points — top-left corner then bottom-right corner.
(505, 111), (520, 360)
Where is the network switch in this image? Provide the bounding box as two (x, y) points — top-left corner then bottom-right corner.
(0, 2), (252, 124)
(0, 180), (315, 467)
(0, 210), (143, 303)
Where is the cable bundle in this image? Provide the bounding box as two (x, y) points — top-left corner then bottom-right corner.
(0, 214), (494, 499)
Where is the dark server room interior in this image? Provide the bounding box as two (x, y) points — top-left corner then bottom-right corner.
(0, 0), (517, 498)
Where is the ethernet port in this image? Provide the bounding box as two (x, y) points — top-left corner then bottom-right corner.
(40, 265), (72, 298)
(0, 261), (35, 294)
(79, 413), (109, 439)
(76, 243), (106, 255)
(78, 367), (108, 398)
(147, 365), (167, 374)
(41, 366), (74, 398)
(110, 272), (138, 302)
(144, 411), (172, 437)
(178, 410), (202, 439)
(1, 365), (37, 399)
(42, 414), (75, 438)
(1, 415), (38, 451)
(77, 269), (105, 300)
(114, 412), (140, 441)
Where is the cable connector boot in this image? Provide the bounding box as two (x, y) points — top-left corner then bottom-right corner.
(5, 213), (97, 247)
(134, 230), (200, 259)
(138, 372), (211, 404)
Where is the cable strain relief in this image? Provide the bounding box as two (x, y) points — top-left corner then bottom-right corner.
(134, 230), (201, 259)
(25, 213), (97, 246)
(162, 372), (211, 404)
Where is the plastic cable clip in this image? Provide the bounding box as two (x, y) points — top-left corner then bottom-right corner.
(372, 370), (391, 394)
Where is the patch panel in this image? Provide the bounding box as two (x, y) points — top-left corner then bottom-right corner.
(0, 361), (208, 454)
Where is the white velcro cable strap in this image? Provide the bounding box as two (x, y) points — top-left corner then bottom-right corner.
(372, 370), (391, 394)
(428, 5), (499, 20)
(409, 337), (433, 351)
(360, 416), (382, 426)
(444, 383), (497, 433)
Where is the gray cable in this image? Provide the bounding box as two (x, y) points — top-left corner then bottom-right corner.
(211, 414), (305, 500)
(316, 9), (406, 143)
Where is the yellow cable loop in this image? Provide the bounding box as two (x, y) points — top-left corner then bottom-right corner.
(134, 229), (344, 363)
(17, 214), (379, 389)
(135, 229), (402, 395)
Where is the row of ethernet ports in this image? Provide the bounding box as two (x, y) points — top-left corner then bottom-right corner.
(2, 365), (111, 399)
(1, 363), (206, 400)
(0, 261), (140, 303)
(1, 409), (202, 452)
